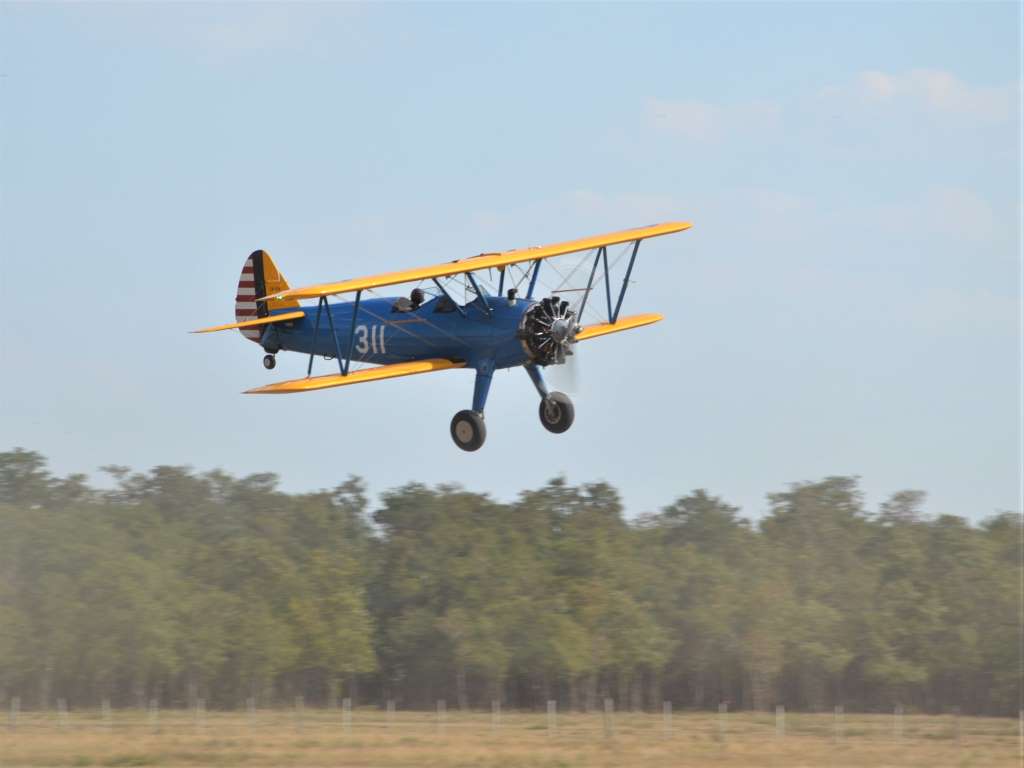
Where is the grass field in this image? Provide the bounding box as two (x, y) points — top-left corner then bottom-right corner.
(0, 708), (1019, 767)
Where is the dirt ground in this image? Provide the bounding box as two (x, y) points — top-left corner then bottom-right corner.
(0, 708), (1019, 767)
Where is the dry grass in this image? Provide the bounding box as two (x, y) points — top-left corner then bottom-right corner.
(0, 708), (1018, 767)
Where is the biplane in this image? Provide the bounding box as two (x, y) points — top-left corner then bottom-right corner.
(194, 222), (692, 450)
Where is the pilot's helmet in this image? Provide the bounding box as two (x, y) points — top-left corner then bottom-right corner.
(411, 288), (426, 306)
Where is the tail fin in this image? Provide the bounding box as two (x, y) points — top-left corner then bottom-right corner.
(236, 250), (300, 343)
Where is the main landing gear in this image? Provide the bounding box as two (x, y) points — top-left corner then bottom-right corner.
(451, 360), (494, 452)
(263, 354), (277, 370)
(539, 391), (574, 433)
(527, 364), (574, 433)
(449, 363), (575, 451)
(450, 410), (486, 451)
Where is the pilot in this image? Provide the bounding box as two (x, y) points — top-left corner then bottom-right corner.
(392, 288), (426, 313)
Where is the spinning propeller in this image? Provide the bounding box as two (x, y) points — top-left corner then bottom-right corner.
(548, 343), (581, 393)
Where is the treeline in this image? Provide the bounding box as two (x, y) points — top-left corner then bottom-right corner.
(0, 449), (1018, 715)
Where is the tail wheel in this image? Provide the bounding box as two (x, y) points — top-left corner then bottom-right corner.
(263, 354), (276, 370)
(450, 410), (486, 451)
(539, 392), (574, 434)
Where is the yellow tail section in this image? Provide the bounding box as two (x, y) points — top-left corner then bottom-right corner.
(260, 253), (300, 313)
(236, 250), (300, 342)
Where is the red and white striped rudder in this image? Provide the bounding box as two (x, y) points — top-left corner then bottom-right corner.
(235, 250), (299, 343)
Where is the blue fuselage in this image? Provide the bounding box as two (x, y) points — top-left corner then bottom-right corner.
(259, 294), (533, 371)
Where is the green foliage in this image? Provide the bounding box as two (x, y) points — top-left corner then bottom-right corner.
(0, 450), (1017, 715)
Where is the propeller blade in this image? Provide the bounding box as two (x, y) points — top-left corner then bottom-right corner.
(548, 348), (580, 394)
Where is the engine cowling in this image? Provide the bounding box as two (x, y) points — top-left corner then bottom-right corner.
(519, 296), (578, 365)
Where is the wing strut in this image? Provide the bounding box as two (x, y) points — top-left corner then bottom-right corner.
(603, 248), (613, 318)
(343, 291), (363, 375)
(526, 259), (542, 299)
(306, 290), (362, 378)
(579, 239), (643, 324)
(612, 240), (642, 323)
(466, 272), (492, 317)
(576, 246), (604, 322)
(307, 298), (325, 376)
(431, 278), (467, 317)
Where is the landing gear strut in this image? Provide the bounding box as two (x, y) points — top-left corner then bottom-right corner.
(451, 361), (494, 451)
(263, 354), (276, 370)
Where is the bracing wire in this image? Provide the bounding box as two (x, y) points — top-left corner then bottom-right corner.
(309, 242), (638, 374)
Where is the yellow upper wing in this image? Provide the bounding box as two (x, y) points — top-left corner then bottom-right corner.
(261, 221), (692, 301)
(244, 358), (465, 394)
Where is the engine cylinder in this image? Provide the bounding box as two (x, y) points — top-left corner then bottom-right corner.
(518, 297), (578, 365)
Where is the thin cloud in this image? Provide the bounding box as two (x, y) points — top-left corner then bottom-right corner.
(649, 68), (1013, 148)
(851, 68), (1013, 123)
(192, 10), (308, 54)
(646, 97), (781, 142)
(874, 185), (998, 243)
(566, 189), (684, 223)
(184, 5), (365, 60)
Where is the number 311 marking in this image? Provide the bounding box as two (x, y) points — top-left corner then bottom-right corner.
(354, 324), (386, 355)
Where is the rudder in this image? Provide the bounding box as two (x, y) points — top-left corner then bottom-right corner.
(235, 250), (300, 343)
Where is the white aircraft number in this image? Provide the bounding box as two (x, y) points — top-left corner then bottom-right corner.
(354, 324), (387, 355)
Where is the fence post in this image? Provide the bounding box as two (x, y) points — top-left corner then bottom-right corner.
(386, 699), (395, 729)
(894, 703), (903, 741)
(246, 696), (256, 729)
(717, 701), (728, 742)
(8, 696), (18, 731)
(57, 697), (68, 729)
(491, 699), (501, 731)
(196, 697), (206, 731)
(833, 704), (844, 743)
(436, 699), (446, 735)
(775, 704), (785, 738)
(148, 698), (159, 734)
(547, 699), (557, 735)
(603, 697), (614, 738)
(101, 698), (111, 730)
(952, 705), (961, 745)
(342, 697), (352, 732)
(662, 700), (672, 737)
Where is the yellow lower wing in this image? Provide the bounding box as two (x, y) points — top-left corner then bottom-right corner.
(576, 313), (663, 341)
(244, 358), (465, 394)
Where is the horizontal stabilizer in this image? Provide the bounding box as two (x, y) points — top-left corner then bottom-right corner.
(245, 358), (465, 394)
(192, 311), (306, 334)
(576, 313), (664, 342)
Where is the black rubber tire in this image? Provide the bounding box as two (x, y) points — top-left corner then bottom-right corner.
(263, 354), (277, 370)
(539, 391), (574, 434)
(450, 410), (487, 451)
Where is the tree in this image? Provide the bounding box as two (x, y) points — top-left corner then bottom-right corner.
(0, 452), (1016, 715)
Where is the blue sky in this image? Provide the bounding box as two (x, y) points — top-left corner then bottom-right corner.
(1, 2), (1018, 520)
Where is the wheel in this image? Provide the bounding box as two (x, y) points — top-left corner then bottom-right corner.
(450, 410), (486, 451)
(263, 354), (276, 370)
(539, 391), (574, 434)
